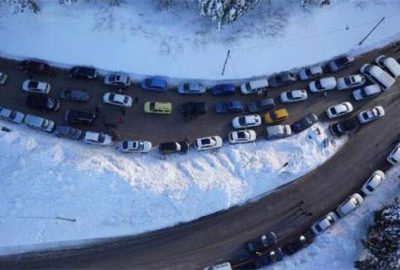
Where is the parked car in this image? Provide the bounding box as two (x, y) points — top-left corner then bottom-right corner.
(309, 77), (337, 92)
(26, 94), (60, 112)
(268, 72), (297, 87)
(265, 125), (292, 139)
(361, 170), (385, 195)
(329, 118), (358, 137)
(231, 115), (262, 129)
(387, 143), (400, 165)
(177, 82), (206, 94)
(352, 84), (381, 101)
(253, 248), (284, 268)
(337, 74), (366, 90)
(24, 114), (55, 133)
(326, 102), (353, 119)
(263, 108), (289, 124)
(182, 102), (206, 117)
(280, 90), (307, 103)
(60, 89), (90, 102)
(0, 107), (25, 124)
(104, 73), (131, 87)
(228, 130), (256, 144)
(159, 140), (189, 155)
(214, 100), (243, 114)
(298, 65), (323, 81)
(328, 54), (354, 72)
(291, 113), (318, 133)
(193, 136), (223, 151)
(240, 79), (269, 95)
(54, 125), (83, 140)
(0, 72), (8, 84)
(311, 212), (338, 235)
(357, 106), (385, 124)
(103, 92), (133, 108)
(19, 60), (54, 75)
(246, 231), (277, 255)
(360, 64), (395, 91)
(22, 79), (51, 94)
(211, 84), (235, 96)
(202, 262), (232, 270)
(247, 98), (275, 113)
(141, 77), (168, 92)
(282, 230), (314, 255)
(375, 55), (400, 78)
(69, 66), (98, 80)
(65, 109), (97, 126)
(118, 140), (152, 153)
(144, 101), (172, 114)
(83, 131), (112, 146)
(336, 193), (364, 217)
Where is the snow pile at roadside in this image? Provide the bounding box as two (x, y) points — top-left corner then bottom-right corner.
(0, 121), (344, 254)
(0, 1), (399, 80)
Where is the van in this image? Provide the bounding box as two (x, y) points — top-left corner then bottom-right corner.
(240, 78), (269, 95)
(24, 114), (55, 133)
(144, 101), (172, 114)
(360, 64), (395, 91)
(375, 55), (400, 78)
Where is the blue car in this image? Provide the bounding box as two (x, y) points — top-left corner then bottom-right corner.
(215, 100), (243, 114)
(141, 77), (168, 92)
(211, 84), (235, 96)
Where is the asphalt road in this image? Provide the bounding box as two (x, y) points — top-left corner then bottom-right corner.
(0, 44), (400, 269)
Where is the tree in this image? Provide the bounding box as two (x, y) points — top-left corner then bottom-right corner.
(10, 0), (40, 14)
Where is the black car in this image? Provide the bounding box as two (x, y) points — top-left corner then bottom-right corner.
(69, 66), (98, 80)
(291, 113), (319, 133)
(65, 109), (97, 126)
(181, 102), (206, 117)
(328, 55), (355, 72)
(282, 230), (314, 255)
(329, 118), (358, 137)
(253, 248), (284, 268)
(19, 60), (55, 76)
(268, 72), (297, 88)
(247, 98), (275, 113)
(26, 94), (60, 112)
(60, 89), (90, 102)
(159, 141), (189, 154)
(246, 231), (277, 255)
(55, 125), (83, 140)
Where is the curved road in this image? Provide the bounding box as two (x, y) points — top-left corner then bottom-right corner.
(0, 45), (399, 269)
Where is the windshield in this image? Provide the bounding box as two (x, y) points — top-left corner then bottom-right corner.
(315, 80), (322, 90)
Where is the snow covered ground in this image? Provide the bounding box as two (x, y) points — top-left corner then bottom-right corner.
(0, 121), (344, 254)
(0, 0), (399, 80)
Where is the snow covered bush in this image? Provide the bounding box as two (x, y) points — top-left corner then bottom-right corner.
(355, 198), (400, 269)
(7, 0), (40, 13)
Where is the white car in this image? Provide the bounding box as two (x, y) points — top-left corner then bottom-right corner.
(357, 106), (385, 124)
(298, 65), (323, 81)
(103, 92), (133, 108)
(0, 72), (8, 84)
(22, 79), (51, 94)
(309, 77), (337, 92)
(265, 125), (292, 139)
(337, 74), (366, 90)
(280, 90), (308, 103)
(118, 140), (152, 153)
(336, 193), (363, 217)
(24, 114), (55, 133)
(203, 262), (232, 270)
(0, 107), (25, 124)
(325, 102), (353, 119)
(232, 115), (261, 129)
(375, 55), (400, 78)
(387, 143), (400, 165)
(240, 79), (269, 95)
(177, 82), (206, 94)
(104, 73), (131, 87)
(194, 136), (223, 151)
(311, 212), (338, 235)
(361, 170), (385, 195)
(228, 130), (256, 144)
(352, 84), (381, 101)
(84, 131), (112, 146)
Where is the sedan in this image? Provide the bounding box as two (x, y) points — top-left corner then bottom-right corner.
(268, 72), (297, 87)
(60, 89), (90, 102)
(291, 113), (318, 133)
(232, 115), (261, 129)
(177, 82), (206, 94)
(336, 193), (363, 217)
(280, 90), (307, 103)
(337, 74), (366, 90)
(118, 140), (152, 153)
(361, 170), (385, 195)
(193, 136), (223, 151)
(22, 79), (51, 94)
(0, 72), (8, 84)
(228, 130), (256, 144)
(325, 102), (353, 119)
(104, 73), (131, 87)
(387, 143), (400, 165)
(298, 65), (323, 81)
(329, 118), (358, 137)
(55, 125), (83, 140)
(210, 84), (235, 96)
(83, 131), (112, 146)
(357, 106), (385, 124)
(141, 77), (168, 92)
(214, 100), (243, 114)
(311, 212), (338, 235)
(103, 92), (133, 108)
(26, 94), (60, 112)
(0, 107), (25, 124)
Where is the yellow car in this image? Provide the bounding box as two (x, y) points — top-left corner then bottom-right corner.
(144, 101), (173, 114)
(263, 108), (289, 124)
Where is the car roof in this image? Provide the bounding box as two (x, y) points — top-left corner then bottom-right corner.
(249, 79), (269, 88)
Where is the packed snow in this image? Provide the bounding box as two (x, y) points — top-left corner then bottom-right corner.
(0, 1), (399, 80)
(0, 121), (344, 254)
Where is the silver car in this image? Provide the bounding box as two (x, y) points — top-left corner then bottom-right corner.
(177, 82), (207, 95)
(104, 73), (131, 87)
(24, 114), (55, 133)
(0, 107), (25, 124)
(118, 140), (152, 153)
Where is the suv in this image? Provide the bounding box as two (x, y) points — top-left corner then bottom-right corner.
(337, 74), (366, 90)
(352, 84), (381, 101)
(214, 100), (243, 114)
(265, 125), (292, 139)
(181, 102), (206, 117)
(268, 72), (297, 87)
(193, 136), (223, 151)
(328, 55), (354, 72)
(311, 212), (338, 235)
(360, 64), (395, 91)
(26, 94), (60, 112)
(298, 65), (323, 81)
(159, 140), (189, 154)
(83, 131), (112, 146)
(240, 79), (269, 94)
(104, 73), (131, 87)
(336, 193), (363, 217)
(309, 77), (337, 92)
(361, 170), (385, 195)
(69, 66), (98, 80)
(19, 60), (54, 75)
(329, 118), (358, 137)
(247, 98), (275, 113)
(24, 114), (55, 133)
(291, 113), (318, 133)
(65, 109), (96, 126)
(387, 143), (400, 165)
(55, 125), (83, 140)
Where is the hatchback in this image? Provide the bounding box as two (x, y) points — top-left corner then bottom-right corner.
(214, 100), (243, 114)
(144, 101), (172, 114)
